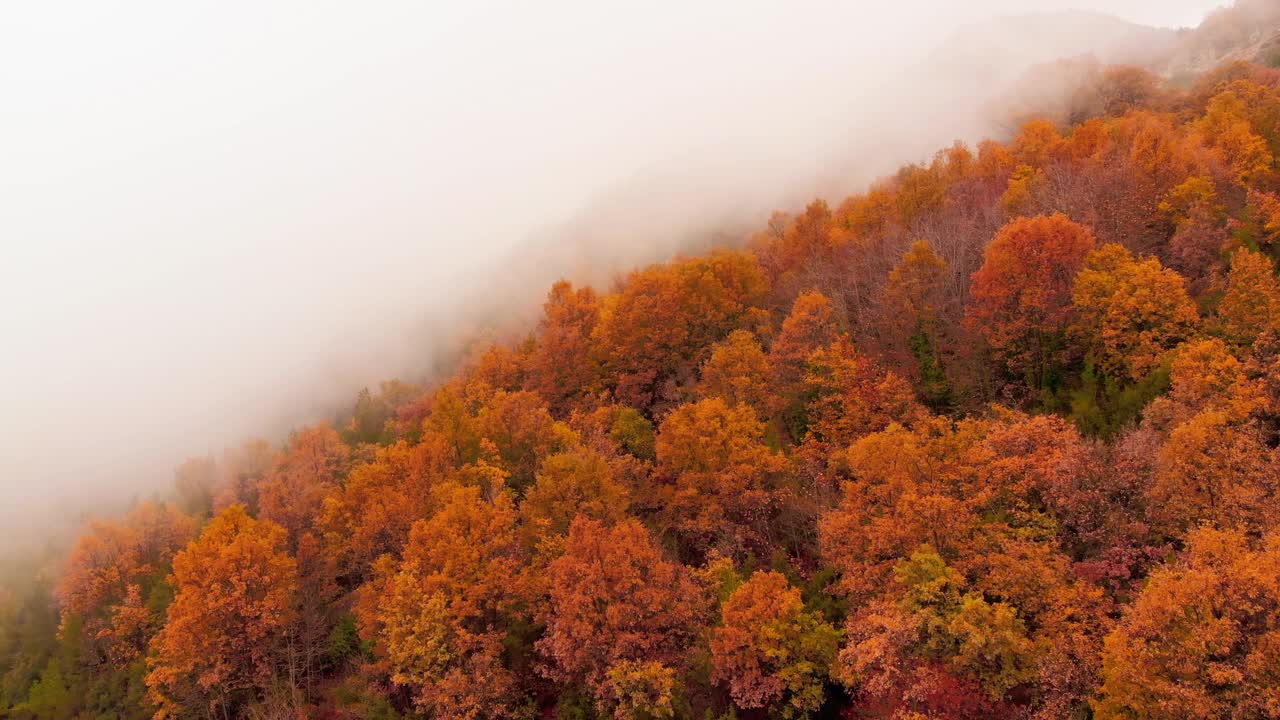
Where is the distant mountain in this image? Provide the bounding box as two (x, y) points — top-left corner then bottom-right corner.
(935, 2), (1280, 82)
(982, 2), (1280, 132)
(931, 10), (1180, 79)
(1160, 0), (1280, 77)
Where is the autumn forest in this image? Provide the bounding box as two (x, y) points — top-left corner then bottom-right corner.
(8, 15), (1280, 720)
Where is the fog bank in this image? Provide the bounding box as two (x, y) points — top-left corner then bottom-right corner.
(0, 0), (1223, 541)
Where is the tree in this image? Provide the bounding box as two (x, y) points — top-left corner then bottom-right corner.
(1039, 425), (1165, 595)
(820, 414), (1109, 716)
(967, 214), (1097, 387)
(13, 658), (74, 720)
(290, 532), (340, 693)
(1218, 247), (1280, 347)
(1143, 338), (1265, 430)
(319, 435), (453, 580)
(520, 447), (630, 547)
(1149, 410), (1277, 536)
(377, 483), (525, 720)
(655, 399), (789, 557)
(803, 339), (923, 448)
(593, 251), (769, 412)
(527, 280), (602, 414)
(884, 241), (949, 331)
(1096, 527), (1280, 720)
(1125, 112), (1199, 192)
(1199, 87), (1274, 184)
(172, 457), (218, 517)
(468, 343), (530, 393)
(56, 502), (194, 666)
(599, 660), (677, 720)
(1249, 189), (1280, 247)
(753, 201), (857, 308)
(344, 387), (391, 445)
(538, 518), (704, 714)
(1157, 176), (1220, 229)
(601, 405), (656, 461)
(695, 330), (775, 420)
(1166, 214), (1228, 293)
(258, 424), (351, 544)
(882, 241), (953, 406)
(339, 380), (424, 446)
(1011, 119), (1065, 168)
(1069, 243), (1198, 380)
(212, 438), (275, 513)
(835, 550), (1038, 717)
(146, 506), (298, 719)
(710, 571), (840, 717)
(975, 410), (1092, 523)
(1070, 65), (1163, 121)
(769, 291), (838, 433)
(473, 389), (571, 492)
(819, 421), (982, 604)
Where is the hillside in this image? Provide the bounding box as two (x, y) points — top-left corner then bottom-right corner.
(1163, 0), (1280, 76)
(6, 14), (1280, 720)
(932, 11), (1180, 74)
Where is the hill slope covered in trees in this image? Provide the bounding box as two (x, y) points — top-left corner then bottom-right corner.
(7, 30), (1280, 720)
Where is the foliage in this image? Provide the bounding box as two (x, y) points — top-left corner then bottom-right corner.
(710, 571), (840, 718)
(12, 53), (1280, 720)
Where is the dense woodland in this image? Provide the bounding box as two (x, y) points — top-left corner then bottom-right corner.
(7, 39), (1280, 720)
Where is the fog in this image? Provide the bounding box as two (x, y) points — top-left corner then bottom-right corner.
(0, 0), (1223, 541)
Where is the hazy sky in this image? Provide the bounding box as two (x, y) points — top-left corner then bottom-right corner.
(0, 0), (1225, 536)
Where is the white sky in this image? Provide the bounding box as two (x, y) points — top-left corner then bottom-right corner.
(0, 0), (1224, 535)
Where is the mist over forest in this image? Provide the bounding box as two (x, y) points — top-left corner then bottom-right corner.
(5, 1), (1280, 719)
(0, 0), (1229, 541)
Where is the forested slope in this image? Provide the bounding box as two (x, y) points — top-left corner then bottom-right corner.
(6, 43), (1280, 720)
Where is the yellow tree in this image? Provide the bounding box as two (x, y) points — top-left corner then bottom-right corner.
(695, 330), (775, 420)
(819, 421), (982, 604)
(1149, 410), (1277, 536)
(1142, 338), (1265, 431)
(835, 550), (1039, 716)
(884, 241), (948, 332)
(1199, 87), (1274, 185)
(377, 482), (526, 720)
(655, 398), (789, 556)
(710, 571), (840, 717)
(1096, 527), (1280, 720)
(520, 447), (630, 547)
(1218, 247), (1280, 347)
(473, 389), (572, 492)
(1070, 243), (1199, 380)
